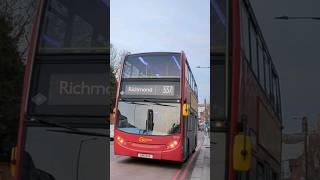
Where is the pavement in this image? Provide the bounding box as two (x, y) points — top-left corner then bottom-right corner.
(190, 132), (210, 180)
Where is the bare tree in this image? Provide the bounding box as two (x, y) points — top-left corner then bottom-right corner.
(109, 44), (130, 111)
(110, 44), (130, 78)
(0, 0), (39, 62)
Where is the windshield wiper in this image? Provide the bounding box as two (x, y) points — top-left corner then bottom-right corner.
(121, 99), (148, 106)
(143, 99), (175, 107)
(46, 129), (108, 137)
(27, 117), (78, 131)
(26, 117), (108, 137)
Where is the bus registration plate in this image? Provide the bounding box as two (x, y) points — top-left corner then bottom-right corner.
(138, 153), (153, 159)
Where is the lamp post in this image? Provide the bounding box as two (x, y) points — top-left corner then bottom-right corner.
(292, 116), (308, 180)
(302, 116), (309, 180)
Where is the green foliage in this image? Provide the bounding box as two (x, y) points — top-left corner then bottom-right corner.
(0, 17), (24, 161)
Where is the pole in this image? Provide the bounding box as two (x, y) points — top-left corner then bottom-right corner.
(302, 116), (308, 180)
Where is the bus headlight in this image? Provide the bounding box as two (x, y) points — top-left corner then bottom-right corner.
(167, 140), (178, 149)
(116, 136), (126, 145)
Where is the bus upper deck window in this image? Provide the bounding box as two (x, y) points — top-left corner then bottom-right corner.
(38, 0), (108, 53)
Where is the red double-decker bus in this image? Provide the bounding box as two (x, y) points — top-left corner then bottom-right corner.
(114, 52), (198, 162)
(11, 0), (109, 179)
(211, 0), (282, 180)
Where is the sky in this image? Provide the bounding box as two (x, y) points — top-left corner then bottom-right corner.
(248, 0), (320, 170)
(110, 0), (320, 152)
(249, 0), (320, 134)
(111, 0), (210, 104)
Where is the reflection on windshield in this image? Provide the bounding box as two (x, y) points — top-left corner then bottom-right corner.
(38, 0), (107, 53)
(116, 101), (181, 135)
(22, 127), (108, 180)
(22, 151), (55, 180)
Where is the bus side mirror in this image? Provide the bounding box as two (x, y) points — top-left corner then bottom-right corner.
(10, 146), (17, 177)
(183, 104), (190, 117)
(233, 134), (252, 171)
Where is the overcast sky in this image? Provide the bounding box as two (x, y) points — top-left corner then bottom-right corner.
(249, 0), (320, 134)
(111, 0), (210, 104)
(110, 0), (320, 133)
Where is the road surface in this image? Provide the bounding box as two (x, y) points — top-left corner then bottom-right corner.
(110, 132), (208, 180)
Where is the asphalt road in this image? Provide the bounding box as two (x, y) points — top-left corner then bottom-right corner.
(110, 132), (205, 180)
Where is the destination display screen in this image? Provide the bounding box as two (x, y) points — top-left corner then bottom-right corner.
(120, 81), (180, 99)
(27, 62), (108, 117)
(48, 73), (107, 105)
(125, 85), (175, 96)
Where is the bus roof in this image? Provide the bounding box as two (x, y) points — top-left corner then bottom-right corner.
(125, 52), (181, 57)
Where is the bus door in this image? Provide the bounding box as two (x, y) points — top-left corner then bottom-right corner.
(182, 111), (188, 160)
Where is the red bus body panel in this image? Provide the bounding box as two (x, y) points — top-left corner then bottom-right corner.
(229, 0), (241, 179)
(229, 0), (282, 178)
(114, 130), (183, 161)
(15, 1), (44, 179)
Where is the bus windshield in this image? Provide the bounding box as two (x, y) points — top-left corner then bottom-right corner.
(123, 53), (181, 78)
(38, 0), (108, 53)
(116, 101), (180, 135)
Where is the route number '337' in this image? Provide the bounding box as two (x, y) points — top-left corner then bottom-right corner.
(162, 86), (174, 95)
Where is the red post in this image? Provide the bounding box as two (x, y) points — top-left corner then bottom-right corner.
(229, 0), (241, 179)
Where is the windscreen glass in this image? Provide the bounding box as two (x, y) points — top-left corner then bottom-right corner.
(116, 101), (180, 135)
(38, 0), (108, 53)
(123, 54), (181, 78)
(211, 0), (226, 52)
(22, 127), (108, 180)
